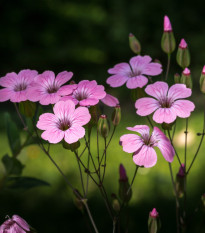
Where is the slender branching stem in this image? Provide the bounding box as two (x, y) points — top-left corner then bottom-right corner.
(165, 53), (171, 81)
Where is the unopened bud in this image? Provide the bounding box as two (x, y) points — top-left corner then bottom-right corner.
(148, 208), (161, 233)
(199, 66), (205, 94)
(174, 73), (181, 83)
(112, 199), (120, 212)
(181, 68), (192, 89)
(62, 140), (80, 151)
(19, 101), (36, 118)
(129, 33), (141, 54)
(176, 164), (185, 198)
(112, 104), (121, 126)
(119, 164), (132, 203)
(97, 115), (110, 138)
(176, 39), (190, 68)
(161, 16), (175, 54)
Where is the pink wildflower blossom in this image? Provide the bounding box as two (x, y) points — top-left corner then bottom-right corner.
(179, 39), (187, 49)
(164, 15), (172, 32)
(37, 100), (91, 144)
(61, 80), (106, 106)
(182, 67), (191, 75)
(150, 208), (159, 218)
(106, 55), (162, 89)
(27, 71), (76, 105)
(101, 93), (119, 107)
(120, 125), (175, 168)
(135, 81), (195, 124)
(0, 215), (30, 233)
(0, 69), (38, 102)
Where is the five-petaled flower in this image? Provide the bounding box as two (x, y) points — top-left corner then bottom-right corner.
(106, 55), (162, 89)
(27, 70), (76, 105)
(0, 215), (30, 233)
(135, 81), (195, 124)
(37, 100), (91, 144)
(0, 69), (38, 102)
(120, 125), (175, 168)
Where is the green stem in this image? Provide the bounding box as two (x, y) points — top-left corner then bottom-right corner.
(165, 53), (171, 81)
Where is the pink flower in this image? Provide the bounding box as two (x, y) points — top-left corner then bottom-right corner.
(183, 68), (191, 75)
(106, 55), (162, 89)
(120, 125), (175, 168)
(164, 15), (172, 32)
(150, 208), (159, 218)
(101, 93), (119, 107)
(27, 70), (76, 105)
(0, 215), (30, 233)
(0, 69), (38, 102)
(179, 39), (187, 49)
(202, 65), (205, 74)
(135, 81), (195, 124)
(119, 164), (128, 181)
(61, 80), (106, 106)
(37, 100), (91, 144)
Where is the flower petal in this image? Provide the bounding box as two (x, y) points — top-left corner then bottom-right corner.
(153, 108), (177, 124)
(129, 55), (152, 73)
(120, 134), (143, 153)
(152, 127), (175, 162)
(108, 62), (130, 74)
(167, 84), (192, 101)
(142, 62), (162, 76)
(171, 100), (195, 118)
(64, 125), (85, 144)
(37, 113), (58, 130)
(133, 145), (157, 168)
(106, 74), (128, 87)
(57, 84), (77, 96)
(39, 93), (60, 105)
(10, 90), (28, 103)
(126, 125), (150, 137)
(41, 128), (64, 144)
(55, 71), (73, 86)
(0, 72), (18, 88)
(126, 75), (148, 89)
(135, 97), (160, 116)
(71, 106), (91, 126)
(79, 98), (99, 106)
(12, 215), (30, 232)
(145, 81), (168, 99)
(53, 100), (75, 119)
(0, 88), (13, 102)
(101, 94), (119, 107)
(34, 71), (55, 87)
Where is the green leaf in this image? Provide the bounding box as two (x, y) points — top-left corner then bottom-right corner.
(4, 112), (21, 156)
(5, 176), (50, 190)
(2, 154), (24, 175)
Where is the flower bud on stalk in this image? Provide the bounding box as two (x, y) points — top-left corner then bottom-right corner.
(174, 73), (181, 83)
(161, 16), (176, 54)
(19, 101), (36, 118)
(129, 33), (141, 54)
(199, 66), (205, 94)
(111, 193), (121, 212)
(181, 68), (192, 89)
(112, 104), (121, 126)
(176, 39), (191, 68)
(148, 208), (161, 233)
(97, 115), (110, 138)
(176, 164), (185, 198)
(118, 164), (132, 203)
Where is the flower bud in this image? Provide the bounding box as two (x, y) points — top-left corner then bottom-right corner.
(176, 39), (191, 69)
(176, 164), (185, 198)
(174, 73), (181, 83)
(62, 140), (80, 151)
(201, 193), (205, 211)
(148, 208), (161, 233)
(181, 68), (192, 89)
(161, 16), (176, 54)
(97, 115), (110, 138)
(88, 105), (101, 126)
(129, 33), (141, 54)
(19, 101), (36, 118)
(112, 199), (120, 212)
(118, 164), (132, 203)
(112, 104), (121, 126)
(199, 66), (205, 94)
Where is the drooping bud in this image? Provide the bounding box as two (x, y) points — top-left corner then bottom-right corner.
(174, 73), (181, 83)
(161, 16), (176, 54)
(148, 208), (161, 233)
(181, 68), (192, 89)
(130, 87), (146, 102)
(118, 164), (132, 203)
(62, 140), (80, 151)
(19, 101), (36, 118)
(129, 33), (141, 54)
(112, 104), (121, 126)
(97, 115), (110, 138)
(176, 164), (185, 198)
(88, 105), (101, 126)
(176, 39), (191, 69)
(199, 65), (205, 94)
